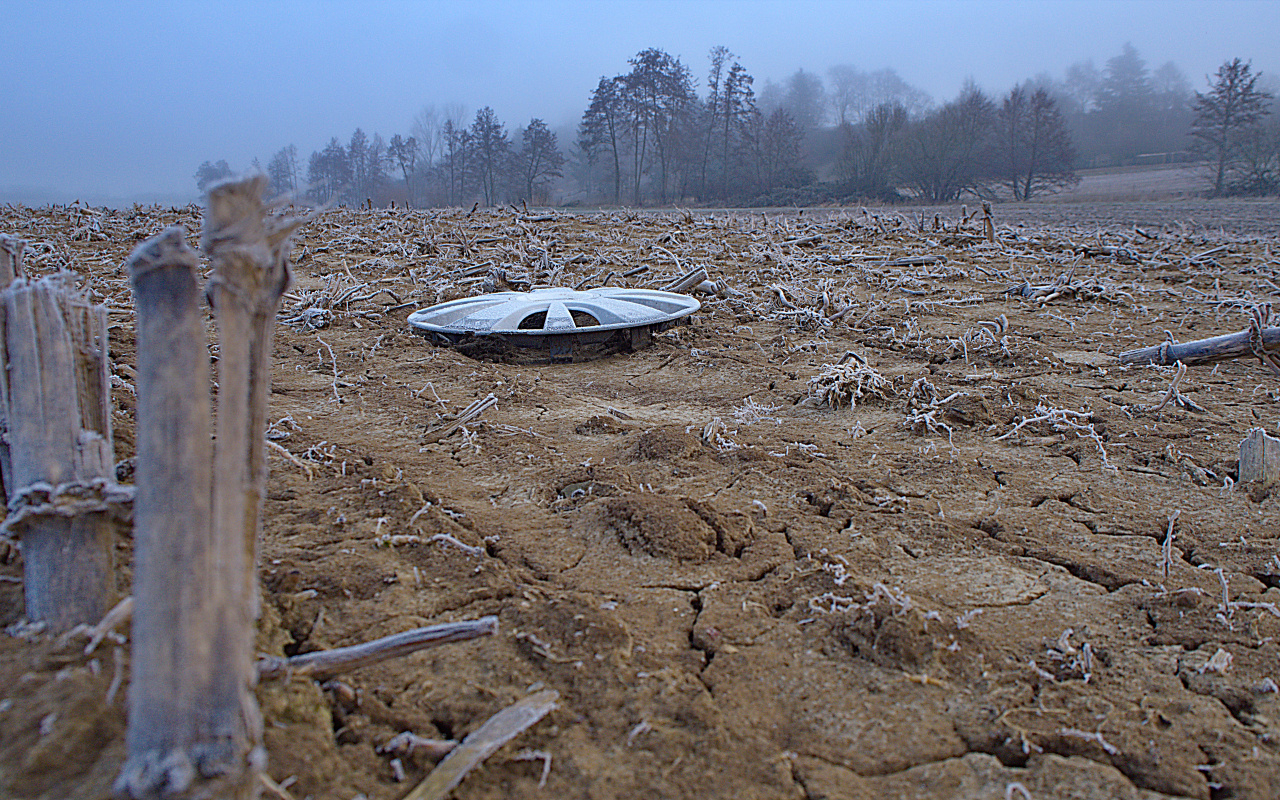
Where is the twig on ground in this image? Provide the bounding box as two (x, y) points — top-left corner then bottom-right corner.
(266, 440), (316, 479)
(57, 595), (133, 655)
(402, 689), (559, 800)
(423, 393), (498, 443)
(995, 402), (1114, 470)
(1162, 511), (1180, 584)
(1138, 362), (1206, 413)
(257, 616), (498, 681)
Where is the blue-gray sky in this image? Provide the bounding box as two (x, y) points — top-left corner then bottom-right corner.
(2, 0), (1276, 204)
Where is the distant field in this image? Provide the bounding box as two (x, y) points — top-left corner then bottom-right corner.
(1049, 163), (1205, 202)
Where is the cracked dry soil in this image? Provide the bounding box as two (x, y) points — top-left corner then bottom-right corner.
(2, 200), (1280, 799)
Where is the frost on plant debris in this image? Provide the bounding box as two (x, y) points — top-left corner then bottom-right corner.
(806, 362), (892, 409)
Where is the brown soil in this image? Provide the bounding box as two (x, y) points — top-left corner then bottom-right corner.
(2, 200), (1280, 799)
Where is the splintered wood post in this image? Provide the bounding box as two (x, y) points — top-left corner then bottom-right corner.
(119, 176), (298, 799)
(0, 265), (118, 631)
(1239, 428), (1280, 489)
(143, 174), (291, 799)
(0, 235), (22, 287)
(117, 227), (228, 798)
(0, 235), (24, 504)
(203, 176), (295, 600)
(1118, 327), (1280, 367)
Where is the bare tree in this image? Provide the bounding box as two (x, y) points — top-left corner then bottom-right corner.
(699, 46), (733, 199)
(514, 119), (565, 204)
(745, 108), (806, 195)
(387, 134), (418, 206)
(901, 83), (996, 202)
(441, 120), (475, 206)
(194, 160), (233, 192)
(696, 48), (757, 201)
(470, 107), (509, 206)
(307, 138), (349, 204)
(622, 48), (697, 204)
(1231, 117), (1280, 195)
(828, 65), (931, 126)
(410, 105), (445, 170)
(995, 86), (1076, 200)
(265, 145), (299, 197)
(827, 65), (862, 127)
(1192, 58), (1273, 195)
(580, 76), (628, 204)
(837, 102), (907, 200)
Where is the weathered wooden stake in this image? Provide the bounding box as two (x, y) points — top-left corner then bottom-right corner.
(0, 234), (23, 507)
(119, 176), (297, 800)
(116, 227), (228, 798)
(1239, 428), (1280, 489)
(0, 256), (118, 630)
(201, 176), (296, 796)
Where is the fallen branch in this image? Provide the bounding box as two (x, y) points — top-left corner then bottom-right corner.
(257, 616), (498, 681)
(780, 234), (823, 247)
(882, 255), (944, 267)
(1119, 325), (1280, 368)
(402, 688), (559, 800)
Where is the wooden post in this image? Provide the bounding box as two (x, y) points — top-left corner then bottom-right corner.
(202, 176), (295, 798)
(0, 264), (117, 631)
(118, 178), (298, 799)
(116, 227), (231, 798)
(203, 175), (295, 615)
(0, 235), (23, 506)
(1239, 428), (1280, 488)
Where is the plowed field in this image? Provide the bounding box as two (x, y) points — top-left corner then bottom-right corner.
(2, 199), (1280, 799)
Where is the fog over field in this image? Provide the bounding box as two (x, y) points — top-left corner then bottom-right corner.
(1, 0), (1276, 205)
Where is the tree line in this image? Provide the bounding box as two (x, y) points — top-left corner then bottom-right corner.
(195, 43), (1278, 207)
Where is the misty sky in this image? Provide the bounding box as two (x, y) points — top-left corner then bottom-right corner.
(2, 0), (1276, 204)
